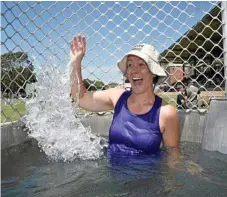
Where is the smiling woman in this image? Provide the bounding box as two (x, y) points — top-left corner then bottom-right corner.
(70, 35), (180, 164)
(125, 55), (153, 95)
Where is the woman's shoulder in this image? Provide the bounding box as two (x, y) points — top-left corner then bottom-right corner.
(160, 101), (179, 120)
(106, 87), (127, 106)
(159, 101), (179, 133)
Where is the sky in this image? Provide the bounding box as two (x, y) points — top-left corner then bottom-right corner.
(1, 1), (221, 83)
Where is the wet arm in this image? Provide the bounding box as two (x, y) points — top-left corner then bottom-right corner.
(70, 35), (122, 112)
(161, 105), (181, 168)
(77, 88), (121, 112)
(71, 63), (116, 112)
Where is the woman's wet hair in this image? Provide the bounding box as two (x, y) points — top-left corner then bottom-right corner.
(153, 76), (159, 90)
(153, 76), (159, 85)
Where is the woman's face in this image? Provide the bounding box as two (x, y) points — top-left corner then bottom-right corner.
(126, 55), (154, 94)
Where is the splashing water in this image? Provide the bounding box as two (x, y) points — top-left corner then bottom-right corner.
(22, 63), (107, 162)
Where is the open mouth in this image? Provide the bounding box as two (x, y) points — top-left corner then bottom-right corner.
(132, 77), (143, 85)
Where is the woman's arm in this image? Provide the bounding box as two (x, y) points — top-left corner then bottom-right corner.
(70, 35), (87, 99)
(160, 105), (181, 169)
(70, 35), (124, 112)
(78, 88), (125, 112)
(160, 104), (180, 148)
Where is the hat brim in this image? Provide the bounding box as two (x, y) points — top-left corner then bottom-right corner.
(117, 51), (167, 84)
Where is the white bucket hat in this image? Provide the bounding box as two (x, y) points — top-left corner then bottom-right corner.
(117, 44), (167, 84)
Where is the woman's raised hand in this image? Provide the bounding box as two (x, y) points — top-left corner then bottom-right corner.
(70, 35), (86, 64)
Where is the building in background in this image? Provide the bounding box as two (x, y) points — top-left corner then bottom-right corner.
(160, 3), (224, 91)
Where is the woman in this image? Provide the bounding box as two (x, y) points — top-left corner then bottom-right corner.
(70, 35), (180, 157)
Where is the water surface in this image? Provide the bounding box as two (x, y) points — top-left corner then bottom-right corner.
(2, 141), (227, 197)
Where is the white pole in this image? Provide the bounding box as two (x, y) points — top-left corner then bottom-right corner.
(221, 1), (227, 97)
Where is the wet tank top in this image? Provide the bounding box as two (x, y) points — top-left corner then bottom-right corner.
(108, 90), (163, 156)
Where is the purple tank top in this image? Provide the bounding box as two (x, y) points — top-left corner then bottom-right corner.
(108, 90), (163, 155)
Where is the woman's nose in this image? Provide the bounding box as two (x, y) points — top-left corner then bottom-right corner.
(131, 64), (140, 72)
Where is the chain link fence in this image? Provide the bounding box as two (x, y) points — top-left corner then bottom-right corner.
(1, 1), (226, 123)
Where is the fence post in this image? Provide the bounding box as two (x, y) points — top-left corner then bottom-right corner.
(222, 1), (227, 97)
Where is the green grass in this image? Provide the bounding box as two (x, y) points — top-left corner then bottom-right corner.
(1, 100), (26, 123)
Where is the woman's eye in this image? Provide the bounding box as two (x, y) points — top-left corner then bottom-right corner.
(139, 63), (145, 67)
(127, 63), (133, 68)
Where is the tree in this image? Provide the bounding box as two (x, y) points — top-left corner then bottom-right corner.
(94, 80), (105, 90)
(1, 52), (37, 97)
(83, 78), (105, 91)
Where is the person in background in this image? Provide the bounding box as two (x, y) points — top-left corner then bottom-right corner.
(186, 80), (200, 109)
(70, 35), (180, 165)
(177, 85), (187, 110)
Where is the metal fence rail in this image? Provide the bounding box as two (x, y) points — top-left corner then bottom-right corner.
(1, 1), (226, 123)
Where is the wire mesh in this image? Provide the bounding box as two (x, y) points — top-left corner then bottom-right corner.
(1, 1), (226, 123)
